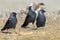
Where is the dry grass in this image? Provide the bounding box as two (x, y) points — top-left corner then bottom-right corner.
(0, 16), (60, 40)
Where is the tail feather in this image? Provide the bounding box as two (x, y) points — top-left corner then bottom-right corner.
(21, 21), (28, 28)
(1, 27), (6, 31)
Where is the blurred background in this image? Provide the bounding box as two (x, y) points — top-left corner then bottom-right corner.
(0, 0), (60, 18)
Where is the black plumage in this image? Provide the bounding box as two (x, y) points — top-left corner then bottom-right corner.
(36, 9), (46, 28)
(21, 6), (36, 28)
(1, 12), (17, 31)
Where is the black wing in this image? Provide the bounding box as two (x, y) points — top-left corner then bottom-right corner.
(1, 18), (11, 31)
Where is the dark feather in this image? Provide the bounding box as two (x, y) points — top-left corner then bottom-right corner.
(21, 6), (36, 28)
(1, 12), (17, 31)
(36, 9), (46, 28)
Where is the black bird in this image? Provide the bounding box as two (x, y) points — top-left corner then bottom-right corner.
(21, 6), (36, 28)
(36, 9), (46, 28)
(1, 12), (17, 32)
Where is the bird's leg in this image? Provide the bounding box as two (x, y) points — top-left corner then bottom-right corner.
(33, 20), (37, 30)
(32, 23), (37, 30)
(34, 24), (37, 30)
